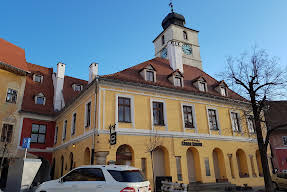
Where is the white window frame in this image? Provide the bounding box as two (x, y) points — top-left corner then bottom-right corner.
(35, 93), (46, 105)
(198, 81), (207, 92)
(33, 74), (43, 83)
(174, 75), (184, 87)
(71, 112), (77, 136)
(54, 126), (58, 144)
(230, 110), (242, 132)
(5, 88), (17, 103)
(181, 103), (197, 132)
(220, 86), (227, 96)
(247, 116), (255, 134)
(150, 98), (168, 131)
(115, 94), (135, 129)
(72, 84), (83, 91)
(283, 136), (287, 146)
(84, 100), (92, 129)
(62, 120), (67, 141)
(206, 107), (221, 134)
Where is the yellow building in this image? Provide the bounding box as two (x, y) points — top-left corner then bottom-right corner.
(52, 12), (266, 188)
(0, 38), (28, 188)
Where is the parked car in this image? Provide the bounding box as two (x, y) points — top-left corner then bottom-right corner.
(272, 172), (287, 191)
(36, 165), (151, 192)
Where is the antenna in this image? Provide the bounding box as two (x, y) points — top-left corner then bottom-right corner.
(169, 0), (174, 13)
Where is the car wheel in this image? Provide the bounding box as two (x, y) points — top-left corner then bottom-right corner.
(272, 182), (278, 191)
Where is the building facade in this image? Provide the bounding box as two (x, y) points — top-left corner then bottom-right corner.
(52, 12), (266, 187)
(0, 10), (270, 190)
(265, 101), (287, 173)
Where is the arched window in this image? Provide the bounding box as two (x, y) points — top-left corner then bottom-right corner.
(161, 35), (165, 45)
(183, 31), (188, 40)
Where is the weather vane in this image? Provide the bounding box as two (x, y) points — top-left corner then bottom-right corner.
(169, 0), (174, 13)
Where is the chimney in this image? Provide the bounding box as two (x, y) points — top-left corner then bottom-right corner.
(167, 41), (183, 73)
(53, 62), (66, 111)
(56, 62), (65, 78)
(89, 62), (98, 83)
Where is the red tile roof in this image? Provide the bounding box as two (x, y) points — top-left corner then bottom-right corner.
(21, 63), (55, 115)
(0, 38), (28, 72)
(63, 76), (88, 106)
(21, 63), (88, 115)
(102, 57), (247, 102)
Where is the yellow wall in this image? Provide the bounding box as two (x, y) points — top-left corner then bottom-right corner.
(53, 83), (264, 187)
(0, 69), (26, 158)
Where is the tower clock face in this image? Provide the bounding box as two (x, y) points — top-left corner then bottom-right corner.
(182, 44), (192, 55)
(161, 48), (168, 58)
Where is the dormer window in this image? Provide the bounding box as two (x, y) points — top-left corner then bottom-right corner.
(72, 84), (83, 91)
(140, 64), (156, 83)
(193, 77), (207, 92)
(174, 76), (182, 87)
(33, 74), (43, 83)
(146, 70), (154, 82)
(168, 70), (184, 87)
(215, 81), (228, 96)
(162, 35), (165, 45)
(220, 86), (227, 96)
(183, 31), (188, 40)
(199, 81), (207, 92)
(35, 93), (46, 105)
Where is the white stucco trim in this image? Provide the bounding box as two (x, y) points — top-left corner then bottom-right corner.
(98, 88), (101, 130)
(150, 98), (168, 131)
(115, 93), (135, 130)
(181, 103), (197, 133)
(229, 110), (242, 134)
(206, 106), (221, 135)
(52, 128), (257, 151)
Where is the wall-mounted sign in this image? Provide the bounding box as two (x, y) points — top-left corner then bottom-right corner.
(109, 124), (117, 145)
(181, 139), (202, 147)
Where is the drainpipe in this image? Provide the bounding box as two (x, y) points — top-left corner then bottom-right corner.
(91, 76), (99, 164)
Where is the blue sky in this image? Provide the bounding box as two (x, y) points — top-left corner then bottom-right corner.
(1, 0), (287, 81)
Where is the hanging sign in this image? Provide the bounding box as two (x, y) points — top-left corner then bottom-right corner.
(181, 139), (202, 147)
(109, 124), (117, 145)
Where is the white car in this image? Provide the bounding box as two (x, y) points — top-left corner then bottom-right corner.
(36, 165), (151, 192)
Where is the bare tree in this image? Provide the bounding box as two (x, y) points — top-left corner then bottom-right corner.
(220, 47), (287, 192)
(145, 131), (162, 191)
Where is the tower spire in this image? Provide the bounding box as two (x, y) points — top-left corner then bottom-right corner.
(169, 0), (174, 13)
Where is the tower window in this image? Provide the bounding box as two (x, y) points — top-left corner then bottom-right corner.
(161, 35), (165, 45)
(183, 31), (188, 40)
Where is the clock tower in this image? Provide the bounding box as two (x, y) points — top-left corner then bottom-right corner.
(153, 11), (202, 71)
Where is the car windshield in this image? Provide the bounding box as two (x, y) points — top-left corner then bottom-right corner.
(108, 170), (147, 182)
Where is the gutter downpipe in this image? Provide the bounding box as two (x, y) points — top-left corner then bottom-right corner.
(91, 76), (99, 165)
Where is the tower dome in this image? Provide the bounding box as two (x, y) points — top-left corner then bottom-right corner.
(161, 12), (186, 30)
